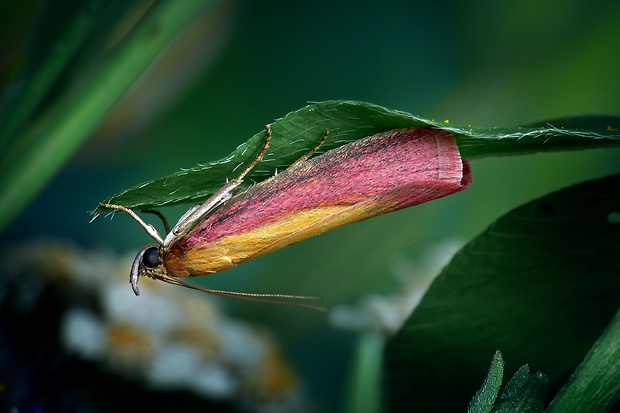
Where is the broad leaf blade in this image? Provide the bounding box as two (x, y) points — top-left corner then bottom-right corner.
(547, 306), (620, 413)
(384, 173), (620, 412)
(96, 101), (620, 213)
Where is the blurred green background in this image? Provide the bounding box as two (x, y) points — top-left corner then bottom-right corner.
(1, 0), (620, 411)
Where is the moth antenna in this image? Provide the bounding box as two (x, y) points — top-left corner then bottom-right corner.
(154, 274), (327, 312)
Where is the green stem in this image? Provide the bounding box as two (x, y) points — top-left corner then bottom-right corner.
(344, 330), (385, 413)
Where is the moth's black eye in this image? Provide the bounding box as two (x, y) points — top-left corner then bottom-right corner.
(142, 247), (161, 268)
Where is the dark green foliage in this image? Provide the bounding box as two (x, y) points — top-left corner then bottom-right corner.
(96, 101), (620, 212)
(385, 173), (620, 412)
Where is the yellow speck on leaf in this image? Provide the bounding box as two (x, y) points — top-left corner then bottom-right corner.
(606, 125), (616, 131)
(443, 119), (450, 124)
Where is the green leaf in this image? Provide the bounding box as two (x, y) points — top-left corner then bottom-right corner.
(95, 100), (620, 213)
(0, 0), (107, 151)
(469, 351), (505, 413)
(546, 306), (620, 413)
(0, 0), (218, 233)
(468, 353), (547, 413)
(494, 366), (547, 413)
(384, 173), (620, 412)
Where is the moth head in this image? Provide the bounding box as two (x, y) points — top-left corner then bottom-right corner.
(130, 244), (164, 295)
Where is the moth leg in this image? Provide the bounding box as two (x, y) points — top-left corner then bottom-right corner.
(233, 123), (272, 182)
(165, 125), (272, 245)
(99, 202), (165, 245)
(142, 209), (171, 234)
(288, 129), (329, 169)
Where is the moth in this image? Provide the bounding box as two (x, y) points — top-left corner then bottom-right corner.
(100, 125), (471, 307)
